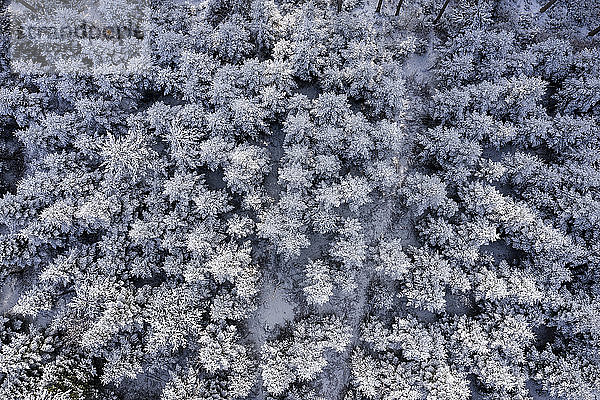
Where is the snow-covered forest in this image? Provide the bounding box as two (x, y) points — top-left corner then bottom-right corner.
(1, 0), (600, 399)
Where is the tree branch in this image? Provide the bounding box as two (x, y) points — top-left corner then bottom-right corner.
(433, 0), (451, 24)
(14, 0), (37, 13)
(395, 0), (404, 16)
(540, 0), (559, 13)
(589, 25), (600, 37)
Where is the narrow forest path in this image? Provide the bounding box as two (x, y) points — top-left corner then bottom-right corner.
(323, 24), (435, 398)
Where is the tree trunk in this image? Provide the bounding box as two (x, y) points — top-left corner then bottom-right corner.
(540, 0), (559, 13)
(337, 0), (342, 13)
(433, 0), (451, 24)
(589, 25), (600, 37)
(395, 0), (403, 16)
(376, 0), (384, 13)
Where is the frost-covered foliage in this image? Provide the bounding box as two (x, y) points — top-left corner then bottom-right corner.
(1, 0), (600, 399)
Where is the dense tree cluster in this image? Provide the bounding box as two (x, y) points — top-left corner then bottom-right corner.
(0, 0), (599, 399)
